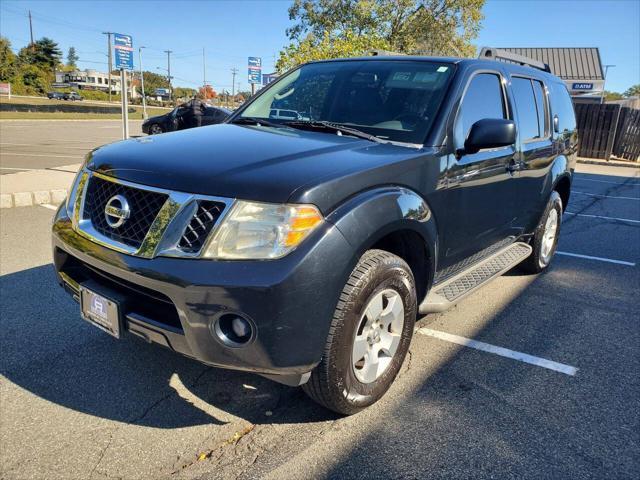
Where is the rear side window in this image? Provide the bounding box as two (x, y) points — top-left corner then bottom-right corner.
(511, 77), (540, 140)
(550, 82), (577, 134)
(459, 73), (506, 140)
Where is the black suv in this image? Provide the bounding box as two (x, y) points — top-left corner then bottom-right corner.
(52, 53), (577, 414)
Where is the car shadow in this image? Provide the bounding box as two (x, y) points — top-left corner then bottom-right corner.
(0, 265), (337, 429)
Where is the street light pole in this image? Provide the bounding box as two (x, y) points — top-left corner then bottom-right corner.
(139, 46), (147, 119)
(601, 64), (616, 104)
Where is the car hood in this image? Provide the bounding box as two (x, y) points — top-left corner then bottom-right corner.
(87, 124), (427, 212)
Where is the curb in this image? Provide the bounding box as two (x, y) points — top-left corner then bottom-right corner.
(0, 189), (67, 209)
(577, 159), (640, 169)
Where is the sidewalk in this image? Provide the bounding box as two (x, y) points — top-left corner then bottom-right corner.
(577, 157), (640, 169)
(0, 164), (80, 208)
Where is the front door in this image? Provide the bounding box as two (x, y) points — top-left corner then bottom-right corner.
(440, 71), (520, 270)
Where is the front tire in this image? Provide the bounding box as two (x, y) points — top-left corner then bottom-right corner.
(520, 191), (563, 273)
(303, 249), (417, 415)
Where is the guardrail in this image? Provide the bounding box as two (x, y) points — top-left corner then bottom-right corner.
(0, 102), (136, 114)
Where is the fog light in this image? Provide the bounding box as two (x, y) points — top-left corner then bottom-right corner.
(213, 313), (254, 347)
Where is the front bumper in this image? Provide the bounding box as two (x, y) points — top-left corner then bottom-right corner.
(52, 205), (355, 385)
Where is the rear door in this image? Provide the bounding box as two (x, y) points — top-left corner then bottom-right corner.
(509, 76), (555, 230)
(441, 71), (520, 269)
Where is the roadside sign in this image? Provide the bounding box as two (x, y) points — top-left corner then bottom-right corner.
(572, 82), (593, 91)
(248, 56), (262, 84)
(114, 33), (134, 70)
(262, 73), (277, 86)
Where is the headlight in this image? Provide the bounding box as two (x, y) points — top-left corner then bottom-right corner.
(66, 169), (87, 223)
(202, 201), (323, 259)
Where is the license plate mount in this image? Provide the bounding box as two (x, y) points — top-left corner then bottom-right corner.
(80, 285), (122, 338)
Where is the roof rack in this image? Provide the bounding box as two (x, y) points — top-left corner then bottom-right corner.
(479, 47), (551, 73)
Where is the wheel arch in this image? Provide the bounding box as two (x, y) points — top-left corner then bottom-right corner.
(549, 155), (572, 211)
(326, 186), (438, 302)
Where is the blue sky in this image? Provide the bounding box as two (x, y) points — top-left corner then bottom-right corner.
(1, 0), (638, 93)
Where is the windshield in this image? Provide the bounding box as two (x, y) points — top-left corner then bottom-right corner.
(239, 60), (455, 144)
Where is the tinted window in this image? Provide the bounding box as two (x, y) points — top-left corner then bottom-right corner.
(459, 73), (506, 140)
(532, 80), (548, 137)
(240, 60), (456, 144)
(511, 77), (539, 140)
(550, 82), (576, 134)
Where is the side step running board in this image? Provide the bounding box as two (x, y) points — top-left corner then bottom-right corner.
(420, 242), (532, 314)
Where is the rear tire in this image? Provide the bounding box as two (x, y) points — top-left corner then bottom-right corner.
(303, 249), (417, 415)
(520, 191), (562, 273)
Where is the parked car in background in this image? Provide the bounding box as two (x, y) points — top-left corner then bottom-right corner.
(142, 105), (231, 134)
(47, 92), (65, 100)
(63, 91), (83, 101)
(53, 53), (576, 415)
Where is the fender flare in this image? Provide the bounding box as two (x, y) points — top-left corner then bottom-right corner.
(325, 186), (439, 289)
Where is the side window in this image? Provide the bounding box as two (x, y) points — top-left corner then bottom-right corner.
(532, 80), (549, 137)
(550, 82), (577, 135)
(458, 73), (506, 141)
(511, 77), (540, 140)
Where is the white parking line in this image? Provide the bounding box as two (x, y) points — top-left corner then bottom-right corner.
(564, 212), (640, 224)
(556, 251), (636, 266)
(40, 204), (59, 211)
(417, 328), (578, 376)
(573, 190), (640, 201)
(573, 177), (640, 186)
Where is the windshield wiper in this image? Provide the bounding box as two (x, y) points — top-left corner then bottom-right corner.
(283, 120), (387, 144)
(231, 116), (280, 128)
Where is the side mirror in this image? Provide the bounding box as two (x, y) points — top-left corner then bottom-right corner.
(459, 118), (516, 156)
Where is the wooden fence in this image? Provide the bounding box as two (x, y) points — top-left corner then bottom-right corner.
(575, 103), (640, 161)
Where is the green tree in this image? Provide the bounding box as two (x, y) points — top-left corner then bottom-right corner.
(623, 84), (640, 97)
(173, 87), (197, 99)
(0, 36), (18, 82)
(140, 71), (169, 96)
(67, 46), (79, 68)
(28, 37), (62, 68)
(278, 0), (484, 71)
(277, 31), (390, 71)
(604, 91), (623, 101)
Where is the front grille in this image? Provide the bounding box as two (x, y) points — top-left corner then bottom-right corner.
(178, 200), (226, 253)
(83, 176), (168, 248)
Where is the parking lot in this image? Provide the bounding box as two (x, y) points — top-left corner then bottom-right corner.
(1, 151), (638, 478)
(0, 120), (143, 174)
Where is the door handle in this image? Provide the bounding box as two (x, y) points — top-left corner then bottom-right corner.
(506, 159), (520, 174)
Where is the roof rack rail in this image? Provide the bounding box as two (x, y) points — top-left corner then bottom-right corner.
(479, 47), (551, 73)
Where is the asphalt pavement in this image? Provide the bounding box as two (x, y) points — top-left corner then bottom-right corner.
(0, 120), (143, 174)
(0, 163), (639, 479)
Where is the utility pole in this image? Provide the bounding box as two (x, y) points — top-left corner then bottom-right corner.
(202, 47), (206, 100)
(28, 10), (34, 50)
(231, 67), (238, 108)
(139, 46), (147, 119)
(600, 64), (616, 104)
(102, 32), (113, 103)
(164, 50), (173, 104)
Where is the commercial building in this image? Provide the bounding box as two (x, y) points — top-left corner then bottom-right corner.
(496, 48), (605, 103)
(54, 69), (122, 93)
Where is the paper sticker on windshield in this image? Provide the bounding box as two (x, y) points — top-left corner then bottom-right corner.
(392, 72), (412, 81)
(437, 66), (449, 73)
